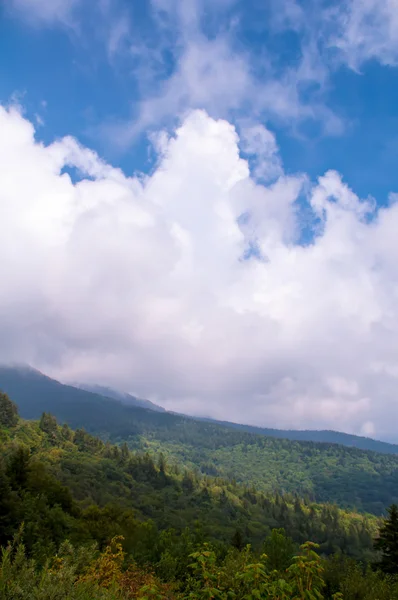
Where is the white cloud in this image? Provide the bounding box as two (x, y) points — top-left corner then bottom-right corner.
(103, 30), (256, 148)
(329, 0), (398, 69)
(238, 122), (283, 182)
(107, 14), (130, 58)
(8, 0), (81, 25)
(265, 0), (398, 71)
(259, 0), (398, 73)
(99, 0), (344, 148)
(2, 104), (398, 438)
(6, 0), (346, 141)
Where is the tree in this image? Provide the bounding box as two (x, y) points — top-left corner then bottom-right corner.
(231, 529), (244, 551)
(61, 423), (73, 441)
(39, 412), (58, 435)
(263, 528), (296, 572)
(0, 392), (18, 427)
(157, 452), (166, 474)
(0, 459), (14, 545)
(374, 503), (398, 573)
(6, 445), (30, 490)
(120, 442), (130, 462)
(182, 472), (194, 492)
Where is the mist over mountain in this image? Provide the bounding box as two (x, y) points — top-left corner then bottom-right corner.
(1, 364), (397, 456)
(3, 364), (398, 516)
(74, 382), (165, 412)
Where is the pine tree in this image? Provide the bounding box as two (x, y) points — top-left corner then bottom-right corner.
(0, 392), (18, 427)
(61, 423), (72, 441)
(157, 452), (166, 474)
(120, 442), (130, 462)
(0, 459), (14, 545)
(263, 528), (296, 572)
(39, 412), (58, 435)
(375, 504), (398, 573)
(6, 445), (30, 490)
(231, 529), (244, 551)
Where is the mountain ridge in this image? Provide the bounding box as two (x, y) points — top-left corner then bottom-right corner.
(194, 415), (398, 455)
(2, 364), (398, 514)
(73, 382), (165, 412)
(0, 363), (397, 455)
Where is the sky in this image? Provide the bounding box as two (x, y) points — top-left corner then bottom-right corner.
(1, 0), (398, 439)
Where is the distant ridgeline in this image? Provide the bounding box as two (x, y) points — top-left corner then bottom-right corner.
(1, 365), (398, 515)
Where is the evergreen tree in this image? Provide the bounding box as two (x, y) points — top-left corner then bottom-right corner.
(39, 412), (58, 435)
(182, 472), (194, 492)
(157, 452), (166, 474)
(61, 423), (72, 441)
(0, 459), (14, 545)
(231, 529), (244, 551)
(374, 503), (398, 573)
(120, 442), (130, 462)
(263, 528), (296, 572)
(6, 445), (30, 490)
(0, 392), (18, 427)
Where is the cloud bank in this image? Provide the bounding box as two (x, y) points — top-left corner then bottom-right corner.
(1, 104), (398, 438)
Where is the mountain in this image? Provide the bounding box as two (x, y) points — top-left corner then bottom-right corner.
(0, 401), (378, 560)
(0, 400), (386, 598)
(75, 382), (165, 412)
(2, 364), (396, 454)
(199, 417), (398, 455)
(1, 364), (398, 514)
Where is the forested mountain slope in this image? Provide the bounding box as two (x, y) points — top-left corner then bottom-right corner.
(0, 396), (378, 560)
(201, 417), (398, 455)
(1, 365), (398, 514)
(2, 365), (398, 453)
(2, 394), (395, 600)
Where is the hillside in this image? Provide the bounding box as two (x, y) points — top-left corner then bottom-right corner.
(2, 364), (397, 454)
(2, 366), (398, 515)
(0, 395), (378, 558)
(202, 418), (398, 455)
(1, 394), (392, 600)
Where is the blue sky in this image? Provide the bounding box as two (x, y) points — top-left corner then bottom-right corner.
(2, 0), (398, 438)
(2, 0), (398, 199)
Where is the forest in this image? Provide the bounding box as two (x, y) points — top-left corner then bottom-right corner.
(2, 391), (398, 599)
(2, 366), (398, 515)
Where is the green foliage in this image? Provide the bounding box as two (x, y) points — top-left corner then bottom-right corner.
(262, 528), (296, 572)
(287, 542), (325, 599)
(186, 541), (328, 599)
(39, 411), (58, 435)
(0, 410), (381, 566)
(3, 366), (398, 515)
(0, 536), (118, 599)
(374, 503), (398, 574)
(0, 391), (18, 428)
(231, 529), (245, 551)
(5, 532), (398, 600)
(3, 407), (398, 598)
(143, 433), (398, 515)
(323, 554), (398, 600)
(0, 533), (174, 600)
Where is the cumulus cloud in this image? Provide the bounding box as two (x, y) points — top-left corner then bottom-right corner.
(1, 104), (398, 438)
